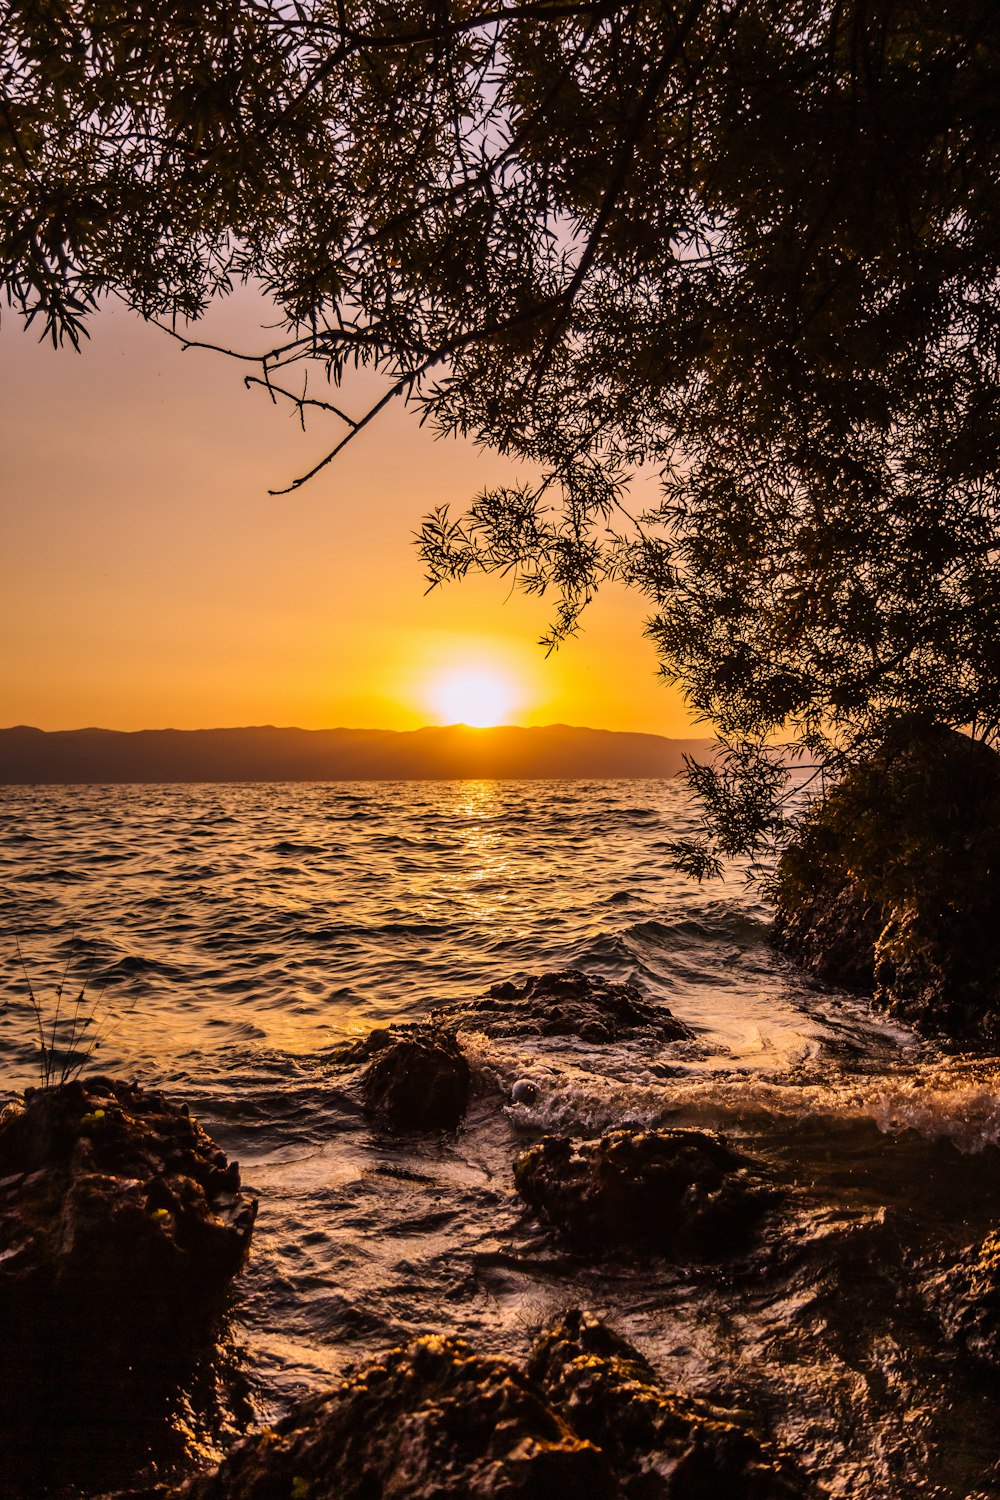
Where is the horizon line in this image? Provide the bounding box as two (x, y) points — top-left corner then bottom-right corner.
(3, 721), (714, 739)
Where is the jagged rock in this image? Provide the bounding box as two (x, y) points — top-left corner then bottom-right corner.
(927, 1228), (1000, 1368)
(166, 1316), (807, 1500)
(0, 1076), (256, 1489)
(528, 1309), (806, 1498)
(514, 1127), (769, 1257)
(772, 721), (1000, 1046)
(169, 1332), (620, 1499)
(435, 969), (692, 1044)
(334, 1024), (471, 1131)
(0, 1075), (255, 1333)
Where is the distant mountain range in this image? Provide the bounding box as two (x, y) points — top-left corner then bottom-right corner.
(0, 724), (715, 784)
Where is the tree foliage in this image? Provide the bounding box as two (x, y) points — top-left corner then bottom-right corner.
(4, 0), (1000, 863)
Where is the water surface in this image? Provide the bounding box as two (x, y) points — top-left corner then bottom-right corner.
(2, 780), (998, 1497)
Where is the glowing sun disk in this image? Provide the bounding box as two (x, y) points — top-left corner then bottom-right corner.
(430, 667), (517, 727)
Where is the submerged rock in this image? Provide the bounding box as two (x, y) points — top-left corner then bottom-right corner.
(514, 1126), (768, 1257)
(772, 721), (1000, 1046)
(328, 971), (689, 1133)
(335, 1024), (471, 1131)
(436, 968), (692, 1044)
(928, 1228), (1000, 1369)
(170, 1332), (619, 1499)
(529, 1308), (806, 1498)
(0, 1076), (256, 1489)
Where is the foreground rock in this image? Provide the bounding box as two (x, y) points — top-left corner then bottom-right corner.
(167, 1315), (804, 1500)
(0, 1076), (256, 1488)
(436, 968), (692, 1044)
(773, 721), (1000, 1046)
(0, 1075), (256, 1339)
(529, 1309), (806, 1498)
(334, 1023), (471, 1131)
(927, 1228), (1000, 1369)
(171, 1332), (619, 1499)
(514, 1127), (769, 1257)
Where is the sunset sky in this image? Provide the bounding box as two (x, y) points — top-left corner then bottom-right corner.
(1, 289), (694, 735)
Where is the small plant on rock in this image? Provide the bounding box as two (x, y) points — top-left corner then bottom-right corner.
(13, 935), (136, 1087)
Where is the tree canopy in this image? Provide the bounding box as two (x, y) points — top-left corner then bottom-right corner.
(4, 0), (1000, 866)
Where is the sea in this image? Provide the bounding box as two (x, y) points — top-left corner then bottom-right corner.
(2, 778), (1000, 1498)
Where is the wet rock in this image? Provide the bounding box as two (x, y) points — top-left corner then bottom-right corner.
(514, 1127), (769, 1257)
(772, 721), (1000, 1046)
(167, 1316), (805, 1500)
(337, 1024), (471, 1131)
(927, 1228), (1000, 1368)
(0, 1076), (256, 1490)
(529, 1308), (806, 1498)
(169, 1332), (620, 1499)
(436, 968), (692, 1044)
(0, 1075), (255, 1333)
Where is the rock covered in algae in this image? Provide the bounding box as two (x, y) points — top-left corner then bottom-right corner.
(436, 968), (692, 1044)
(0, 1076), (256, 1491)
(170, 1332), (620, 1499)
(166, 1315), (805, 1500)
(528, 1308), (806, 1498)
(928, 1227), (1000, 1369)
(772, 721), (1000, 1046)
(0, 1077), (255, 1367)
(334, 1023), (471, 1131)
(514, 1127), (769, 1257)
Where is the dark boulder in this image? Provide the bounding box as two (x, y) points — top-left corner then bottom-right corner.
(166, 1316), (806, 1500)
(169, 1332), (620, 1499)
(335, 1024), (471, 1131)
(514, 1127), (769, 1257)
(436, 968), (691, 1044)
(772, 722), (1000, 1046)
(0, 1076), (256, 1490)
(528, 1308), (806, 1498)
(0, 1075), (255, 1334)
(927, 1228), (1000, 1369)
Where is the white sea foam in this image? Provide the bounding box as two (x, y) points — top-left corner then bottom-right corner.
(463, 1028), (1000, 1152)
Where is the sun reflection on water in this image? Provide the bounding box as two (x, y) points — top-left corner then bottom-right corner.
(443, 780), (514, 918)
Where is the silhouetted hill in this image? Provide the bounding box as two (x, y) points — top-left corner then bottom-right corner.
(0, 725), (715, 784)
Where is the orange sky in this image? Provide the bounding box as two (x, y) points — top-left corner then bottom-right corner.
(1, 289), (696, 735)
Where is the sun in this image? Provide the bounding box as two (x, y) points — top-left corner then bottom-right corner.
(429, 666), (518, 727)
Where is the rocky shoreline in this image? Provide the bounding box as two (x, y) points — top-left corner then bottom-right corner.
(3, 967), (1000, 1498)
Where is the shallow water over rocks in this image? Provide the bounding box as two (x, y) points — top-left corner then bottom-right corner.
(2, 779), (1000, 1496)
